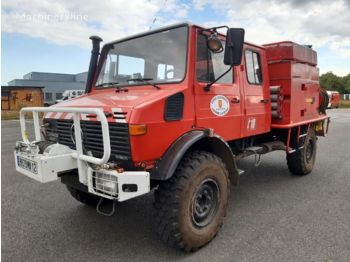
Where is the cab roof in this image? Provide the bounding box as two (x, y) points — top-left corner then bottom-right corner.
(104, 22), (265, 50)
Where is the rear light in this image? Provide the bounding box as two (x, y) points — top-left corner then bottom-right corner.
(129, 124), (147, 136)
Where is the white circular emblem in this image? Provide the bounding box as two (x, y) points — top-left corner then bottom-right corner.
(210, 95), (230, 116)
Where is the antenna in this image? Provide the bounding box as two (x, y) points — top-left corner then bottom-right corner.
(149, 0), (168, 30)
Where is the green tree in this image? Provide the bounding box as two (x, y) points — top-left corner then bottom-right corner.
(320, 72), (347, 93)
(342, 74), (350, 93)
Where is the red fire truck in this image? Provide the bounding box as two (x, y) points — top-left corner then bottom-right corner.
(327, 90), (340, 108)
(15, 23), (330, 251)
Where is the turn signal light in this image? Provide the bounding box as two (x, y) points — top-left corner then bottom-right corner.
(129, 124), (147, 136)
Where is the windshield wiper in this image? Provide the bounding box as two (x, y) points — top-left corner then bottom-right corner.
(126, 78), (160, 89)
(95, 81), (119, 87)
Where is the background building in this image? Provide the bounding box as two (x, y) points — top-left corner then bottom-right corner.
(7, 72), (87, 105)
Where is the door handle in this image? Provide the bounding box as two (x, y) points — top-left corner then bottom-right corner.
(231, 97), (240, 104)
(260, 98), (269, 104)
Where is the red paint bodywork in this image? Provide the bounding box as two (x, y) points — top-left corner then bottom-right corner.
(329, 91), (340, 108)
(264, 41), (322, 126)
(49, 25), (327, 168)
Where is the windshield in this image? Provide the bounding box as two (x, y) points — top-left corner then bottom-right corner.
(95, 26), (188, 88)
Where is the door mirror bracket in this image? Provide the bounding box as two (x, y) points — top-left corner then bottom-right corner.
(200, 26), (245, 92)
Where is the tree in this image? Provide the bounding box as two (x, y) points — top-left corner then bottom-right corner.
(342, 74), (350, 93)
(320, 72), (348, 94)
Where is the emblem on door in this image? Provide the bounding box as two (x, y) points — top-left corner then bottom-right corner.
(210, 95), (230, 116)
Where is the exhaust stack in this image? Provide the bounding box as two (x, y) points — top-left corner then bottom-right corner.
(85, 35), (103, 93)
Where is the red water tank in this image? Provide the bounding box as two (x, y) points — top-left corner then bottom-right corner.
(263, 41), (317, 66)
(263, 42), (320, 126)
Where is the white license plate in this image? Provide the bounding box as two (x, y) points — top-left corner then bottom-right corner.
(17, 156), (38, 174)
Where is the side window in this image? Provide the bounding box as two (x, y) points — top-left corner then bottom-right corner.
(196, 34), (233, 84)
(245, 50), (262, 85)
(45, 92), (52, 101)
(56, 93), (62, 100)
(157, 64), (174, 80)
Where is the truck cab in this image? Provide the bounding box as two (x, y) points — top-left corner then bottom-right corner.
(14, 23), (329, 252)
(48, 24), (271, 167)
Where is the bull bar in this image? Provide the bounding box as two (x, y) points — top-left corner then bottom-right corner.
(15, 107), (150, 202)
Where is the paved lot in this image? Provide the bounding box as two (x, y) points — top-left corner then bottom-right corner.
(2, 109), (350, 262)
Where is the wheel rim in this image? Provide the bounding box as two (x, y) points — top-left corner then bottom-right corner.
(306, 139), (314, 162)
(191, 178), (219, 228)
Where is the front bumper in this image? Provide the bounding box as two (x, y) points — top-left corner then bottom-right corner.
(15, 144), (150, 202)
(14, 107), (150, 202)
(15, 149), (77, 183)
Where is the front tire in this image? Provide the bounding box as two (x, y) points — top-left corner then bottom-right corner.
(66, 186), (100, 206)
(287, 128), (317, 175)
(153, 151), (230, 251)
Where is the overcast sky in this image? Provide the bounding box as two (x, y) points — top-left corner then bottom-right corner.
(2, 0), (350, 84)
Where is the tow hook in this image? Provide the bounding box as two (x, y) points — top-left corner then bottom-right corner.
(96, 198), (117, 216)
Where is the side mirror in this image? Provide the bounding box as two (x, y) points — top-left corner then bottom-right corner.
(224, 28), (245, 66)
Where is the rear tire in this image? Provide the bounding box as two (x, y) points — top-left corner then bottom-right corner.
(287, 128), (317, 175)
(153, 151), (230, 252)
(66, 186), (100, 206)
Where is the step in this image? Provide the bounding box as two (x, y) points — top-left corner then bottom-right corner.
(244, 146), (264, 154)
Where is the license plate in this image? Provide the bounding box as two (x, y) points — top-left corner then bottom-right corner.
(17, 156), (38, 174)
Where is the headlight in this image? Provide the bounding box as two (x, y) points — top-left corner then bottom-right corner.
(94, 172), (118, 196)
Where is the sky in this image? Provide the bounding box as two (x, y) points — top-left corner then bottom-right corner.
(1, 0), (350, 85)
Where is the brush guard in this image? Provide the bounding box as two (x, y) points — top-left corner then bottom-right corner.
(15, 107), (150, 202)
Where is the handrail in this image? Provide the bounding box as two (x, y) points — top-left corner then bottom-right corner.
(19, 107), (111, 166)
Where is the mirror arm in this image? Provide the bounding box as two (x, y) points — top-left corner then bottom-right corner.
(204, 65), (233, 92)
(200, 25), (229, 34)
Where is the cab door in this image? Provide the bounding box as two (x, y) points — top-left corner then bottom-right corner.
(240, 47), (271, 137)
(194, 31), (242, 141)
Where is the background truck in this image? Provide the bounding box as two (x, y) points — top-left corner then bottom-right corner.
(55, 89), (85, 104)
(15, 23), (330, 252)
(327, 90), (340, 108)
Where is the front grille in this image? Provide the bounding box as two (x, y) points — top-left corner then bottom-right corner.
(45, 119), (131, 161)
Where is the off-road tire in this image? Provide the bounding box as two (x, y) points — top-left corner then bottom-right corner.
(153, 151), (230, 252)
(66, 186), (100, 206)
(287, 128), (317, 175)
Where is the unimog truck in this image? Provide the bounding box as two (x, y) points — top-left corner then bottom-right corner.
(15, 22), (330, 251)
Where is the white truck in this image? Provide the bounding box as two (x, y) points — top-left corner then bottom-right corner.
(55, 90), (85, 104)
